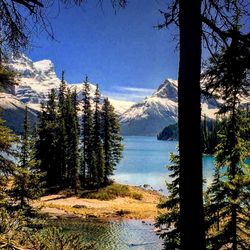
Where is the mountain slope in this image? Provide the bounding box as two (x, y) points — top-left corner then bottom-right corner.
(7, 55), (133, 113)
(119, 80), (178, 136)
(1, 55), (133, 133)
(0, 93), (37, 134)
(119, 79), (219, 136)
(8, 55), (61, 104)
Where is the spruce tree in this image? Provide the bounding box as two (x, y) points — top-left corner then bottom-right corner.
(93, 84), (105, 187)
(65, 88), (80, 193)
(0, 65), (16, 93)
(202, 117), (220, 155)
(57, 71), (67, 184)
(81, 77), (95, 186)
(110, 105), (123, 168)
(204, 30), (250, 249)
(205, 159), (228, 248)
(156, 151), (180, 250)
(205, 114), (250, 249)
(0, 114), (16, 206)
(101, 98), (123, 185)
(12, 107), (43, 210)
(36, 89), (59, 187)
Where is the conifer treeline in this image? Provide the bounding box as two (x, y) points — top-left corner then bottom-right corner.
(36, 74), (123, 192)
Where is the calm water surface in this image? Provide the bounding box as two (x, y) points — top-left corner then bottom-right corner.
(60, 136), (216, 249)
(114, 136), (215, 193)
(56, 218), (163, 250)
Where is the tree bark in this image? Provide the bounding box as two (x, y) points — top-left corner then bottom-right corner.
(178, 1), (205, 249)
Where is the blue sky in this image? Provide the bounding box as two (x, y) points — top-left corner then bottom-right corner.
(28, 0), (178, 101)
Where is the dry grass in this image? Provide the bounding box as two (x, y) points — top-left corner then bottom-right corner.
(33, 184), (165, 220)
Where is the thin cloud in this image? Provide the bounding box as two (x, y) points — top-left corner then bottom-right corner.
(103, 91), (148, 103)
(119, 86), (155, 93)
(103, 86), (155, 102)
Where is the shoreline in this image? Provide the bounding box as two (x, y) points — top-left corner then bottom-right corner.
(33, 184), (165, 221)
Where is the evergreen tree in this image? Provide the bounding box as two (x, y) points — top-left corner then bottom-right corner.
(202, 117), (220, 155)
(0, 65), (16, 93)
(0, 114), (16, 206)
(81, 77), (95, 186)
(204, 30), (250, 249)
(65, 88), (80, 193)
(36, 89), (59, 187)
(205, 160), (227, 248)
(57, 71), (67, 184)
(36, 75), (81, 191)
(93, 84), (105, 186)
(205, 114), (250, 249)
(101, 98), (123, 185)
(156, 151), (180, 250)
(12, 107), (43, 209)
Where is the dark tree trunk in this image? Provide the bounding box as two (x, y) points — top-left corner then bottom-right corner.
(178, 1), (205, 249)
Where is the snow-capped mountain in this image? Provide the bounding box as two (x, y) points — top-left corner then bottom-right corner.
(0, 92), (37, 133)
(3, 54), (247, 136)
(7, 54), (133, 114)
(119, 79), (219, 136)
(8, 55), (61, 105)
(0, 54), (134, 133)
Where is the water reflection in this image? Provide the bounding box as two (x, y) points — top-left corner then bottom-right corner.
(52, 218), (163, 250)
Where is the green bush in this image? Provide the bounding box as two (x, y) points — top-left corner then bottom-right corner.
(131, 192), (143, 200)
(0, 208), (93, 250)
(81, 184), (143, 201)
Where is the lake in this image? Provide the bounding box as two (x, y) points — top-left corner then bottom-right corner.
(54, 218), (163, 250)
(59, 136), (217, 249)
(114, 136), (215, 193)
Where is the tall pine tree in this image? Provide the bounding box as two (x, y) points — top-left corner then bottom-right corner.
(81, 77), (95, 186)
(156, 151), (180, 250)
(92, 84), (105, 187)
(12, 107), (43, 210)
(65, 88), (80, 193)
(101, 98), (123, 185)
(57, 71), (67, 184)
(36, 89), (59, 187)
(204, 29), (250, 249)
(0, 114), (16, 206)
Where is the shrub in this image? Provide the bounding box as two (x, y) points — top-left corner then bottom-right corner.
(131, 192), (143, 200)
(81, 183), (143, 201)
(0, 208), (93, 250)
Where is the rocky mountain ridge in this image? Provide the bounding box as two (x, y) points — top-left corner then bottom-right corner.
(119, 79), (219, 136)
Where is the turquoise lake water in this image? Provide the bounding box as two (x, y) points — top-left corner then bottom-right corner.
(59, 136), (249, 249)
(59, 136), (215, 250)
(114, 136), (215, 193)
(55, 218), (163, 250)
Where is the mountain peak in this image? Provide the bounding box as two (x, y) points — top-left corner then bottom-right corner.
(33, 59), (54, 73)
(152, 79), (178, 101)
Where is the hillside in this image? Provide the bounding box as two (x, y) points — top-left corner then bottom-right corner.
(0, 55), (133, 133)
(0, 93), (37, 133)
(119, 79), (219, 136)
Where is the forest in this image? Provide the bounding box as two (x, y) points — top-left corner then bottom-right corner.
(0, 0), (250, 249)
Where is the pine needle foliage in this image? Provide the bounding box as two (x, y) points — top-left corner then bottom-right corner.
(156, 151), (180, 250)
(204, 30), (250, 249)
(92, 84), (105, 186)
(0, 114), (17, 207)
(101, 98), (123, 185)
(0, 65), (17, 94)
(81, 77), (95, 186)
(11, 107), (44, 210)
